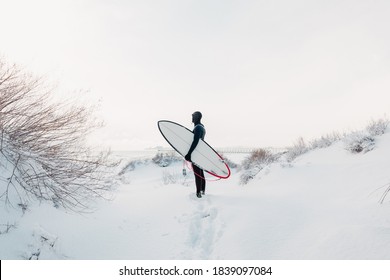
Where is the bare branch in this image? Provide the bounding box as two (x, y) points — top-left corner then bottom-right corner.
(0, 58), (118, 212)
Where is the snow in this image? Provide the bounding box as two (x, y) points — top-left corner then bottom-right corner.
(2, 131), (390, 260)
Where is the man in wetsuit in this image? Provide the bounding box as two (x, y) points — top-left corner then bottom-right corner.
(185, 111), (206, 198)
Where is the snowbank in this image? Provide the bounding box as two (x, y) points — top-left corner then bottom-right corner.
(1, 131), (390, 259)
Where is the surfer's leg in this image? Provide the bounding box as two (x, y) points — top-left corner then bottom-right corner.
(200, 169), (205, 194)
(192, 164), (202, 197)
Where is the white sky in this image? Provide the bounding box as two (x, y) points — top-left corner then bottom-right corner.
(1, 0), (390, 150)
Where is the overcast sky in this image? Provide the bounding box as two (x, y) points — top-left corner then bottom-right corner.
(1, 0), (390, 150)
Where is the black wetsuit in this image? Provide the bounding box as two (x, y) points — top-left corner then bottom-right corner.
(188, 123), (206, 195)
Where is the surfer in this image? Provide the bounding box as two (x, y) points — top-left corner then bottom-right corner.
(185, 111), (206, 198)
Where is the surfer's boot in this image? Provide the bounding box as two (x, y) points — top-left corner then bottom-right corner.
(201, 191), (205, 195)
(196, 192), (202, 198)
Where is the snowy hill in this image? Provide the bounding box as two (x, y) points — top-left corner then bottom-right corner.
(1, 129), (390, 260)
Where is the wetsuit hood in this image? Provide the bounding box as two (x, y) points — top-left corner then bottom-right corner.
(192, 111), (202, 124)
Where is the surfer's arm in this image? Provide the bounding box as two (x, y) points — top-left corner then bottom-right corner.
(185, 127), (202, 161)
(187, 135), (200, 155)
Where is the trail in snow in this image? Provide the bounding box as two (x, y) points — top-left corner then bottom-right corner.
(178, 194), (224, 259)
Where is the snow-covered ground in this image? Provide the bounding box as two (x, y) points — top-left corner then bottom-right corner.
(2, 131), (390, 260)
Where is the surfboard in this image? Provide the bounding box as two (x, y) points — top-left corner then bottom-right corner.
(157, 120), (231, 179)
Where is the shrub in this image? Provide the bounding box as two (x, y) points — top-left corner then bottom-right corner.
(152, 152), (181, 167)
(241, 149), (277, 169)
(343, 131), (375, 154)
(118, 159), (149, 175)
(342, 117), (389, 154)
(240, 149), (277, 184)
(0, 58), (118, 212)
(285, 137), (308, 162)
(309, 132), (342, 149)
(366, 118), (389, 137)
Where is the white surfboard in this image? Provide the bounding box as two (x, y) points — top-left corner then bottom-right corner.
(157, 120), (231, 179)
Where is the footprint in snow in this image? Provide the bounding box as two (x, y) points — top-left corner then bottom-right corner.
(179, 193), (225, 259)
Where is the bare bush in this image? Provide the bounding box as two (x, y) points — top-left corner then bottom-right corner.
(118, 159), (149, 175)
(342, 117), (389, 154)
(240, 149), (277, 184)
(241, 149), (277, 169)
(285, 137), (308, 162)
(152, 152), (181, 167)
(309, 132), (342, 149)
(366, 117), (389, 137)
(0, 58), (118, 212)
(343, 131), (375, 154)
